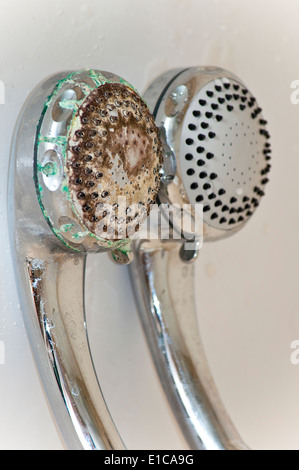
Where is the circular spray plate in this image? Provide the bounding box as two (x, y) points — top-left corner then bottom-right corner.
(34, 70), (162, 252)
(180, 76), (271, 231)
(67, 82), (162, 241)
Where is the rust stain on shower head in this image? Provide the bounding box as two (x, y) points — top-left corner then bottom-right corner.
(66, 82), (163, 240)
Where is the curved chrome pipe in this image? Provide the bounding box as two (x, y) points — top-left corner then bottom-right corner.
(8, 70), (162, 450)
(8, 72), (124, 450)
(130, 239), (247, 450)
(129, 66), (271, 450)
(8, 66), (270, 450)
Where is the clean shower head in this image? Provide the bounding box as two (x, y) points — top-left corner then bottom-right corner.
(144, 66), (271, 242)
(130, 66), (271, 450)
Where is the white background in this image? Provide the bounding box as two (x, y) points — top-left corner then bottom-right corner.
(0, 0), (299, 450)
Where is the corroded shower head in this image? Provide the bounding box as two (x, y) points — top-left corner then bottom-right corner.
(9, 68), (165, 449)
(35, 70), (162, 255)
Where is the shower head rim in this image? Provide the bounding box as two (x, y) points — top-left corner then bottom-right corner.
(34, 69), (162, 253)
(144, 66), (271, 242)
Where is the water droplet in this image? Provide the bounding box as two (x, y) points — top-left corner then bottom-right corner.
(165, 85), (189, 117)
(71, 384), (80, 397)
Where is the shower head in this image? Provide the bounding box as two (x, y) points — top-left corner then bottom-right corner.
(144, 66), (271, 243)
(8, 69), (163, 450)
(9, 65), (271, 450)
(34, 70), (162, 259)
(130, 66), (271, 450)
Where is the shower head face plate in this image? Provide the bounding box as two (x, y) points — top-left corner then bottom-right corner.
(180, 76), (270, 231)
(35, 70), (162, 252)
(67, 82), (162, 240)
(149, 67), (271, 241)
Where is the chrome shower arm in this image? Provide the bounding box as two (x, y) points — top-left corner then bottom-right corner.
(8, 71), (127, 450)
(24, 250), (125, 450)
(10, 244), (125, 450)
(130, 239), (248, 450)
